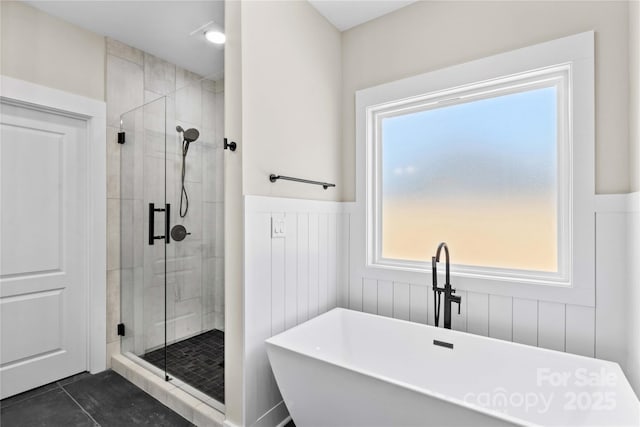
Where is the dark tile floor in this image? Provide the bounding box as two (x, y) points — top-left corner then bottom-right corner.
(0, 370), (193, 427)
(142, 329), (224, 403)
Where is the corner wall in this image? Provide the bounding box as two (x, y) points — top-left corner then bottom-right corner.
(341, 0), (630, 200)
(240, 0), (342, 202)
(0, 1), (105, 101)
(630, 0), (639, 192)
(236, 1), (343, 425)
(628, 194), (640, 397)
(223, 0), (244, 425)
(627, 0), (640, 397)
(243, 196), (349, 427)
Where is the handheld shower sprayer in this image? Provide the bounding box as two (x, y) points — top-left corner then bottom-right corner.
(176, 125), (200, 218)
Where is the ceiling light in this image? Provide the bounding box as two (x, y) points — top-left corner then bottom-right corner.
(205, 30), (226, 45)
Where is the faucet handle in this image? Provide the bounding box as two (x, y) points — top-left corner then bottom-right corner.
(452, 295), (462, 314)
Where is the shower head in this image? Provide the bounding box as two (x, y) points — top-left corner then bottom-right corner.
(183, 128), (200, 144)
(176, 126), (200, 144)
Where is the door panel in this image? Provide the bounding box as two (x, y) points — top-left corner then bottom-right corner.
(1, 125), (62, 276)
(1, 288), (64, 364)
(0, 102), (87, 398)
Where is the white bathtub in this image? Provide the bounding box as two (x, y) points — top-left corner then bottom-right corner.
(266, 308), (639, 427)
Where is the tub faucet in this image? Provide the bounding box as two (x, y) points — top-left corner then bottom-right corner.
(432, 242), (461, 329)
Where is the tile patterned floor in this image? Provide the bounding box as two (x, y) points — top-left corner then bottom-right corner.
(142, 329), (225, 403)
(0, 370), (193, 427)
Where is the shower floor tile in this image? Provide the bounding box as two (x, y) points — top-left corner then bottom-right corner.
(142, 329), (224, 403)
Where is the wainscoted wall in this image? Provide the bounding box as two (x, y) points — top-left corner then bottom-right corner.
(243, 196), (350, 427)
(347, 195), (633, 368)
(627, 194), (640, 396)
(347, 280), (596, 356)
(245, 193), (637, 426)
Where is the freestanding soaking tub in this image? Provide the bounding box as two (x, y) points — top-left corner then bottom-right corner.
(266, 308), (639, 427)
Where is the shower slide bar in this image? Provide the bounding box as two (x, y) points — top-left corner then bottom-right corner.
(269, 174), (336, 190)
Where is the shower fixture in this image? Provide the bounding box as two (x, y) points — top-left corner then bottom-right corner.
(170, 224), (190, 242)
(177, 125), (200, 218)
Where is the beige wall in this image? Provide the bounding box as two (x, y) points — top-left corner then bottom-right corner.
(241, 0), (342, 201)
(628, 0), (640, 398)
(224, 0), (244, 424)
(341, 0), (630, 200)
(0, 1), (105, 101)
(631, 0), (639, 192)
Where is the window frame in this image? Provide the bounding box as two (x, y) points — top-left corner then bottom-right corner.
(369, 65), (571, 284)
(353, 32), (595, 306)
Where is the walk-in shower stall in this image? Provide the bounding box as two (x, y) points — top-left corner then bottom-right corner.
(118, 75), (225, 408)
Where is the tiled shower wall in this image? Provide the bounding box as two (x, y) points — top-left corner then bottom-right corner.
(105, 38), (224, 365)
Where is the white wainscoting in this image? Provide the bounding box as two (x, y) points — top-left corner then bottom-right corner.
(346, 194), (634, 369)
(624, 193), (640, 397)
(243, 196), (350, 427)
(244, 193), (637, 426)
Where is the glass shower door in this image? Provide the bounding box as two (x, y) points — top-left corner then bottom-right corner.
(119, 74), (225, 409)
(120, 94), (170, 378)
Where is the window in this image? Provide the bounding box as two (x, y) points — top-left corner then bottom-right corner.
(371, 66), (569, 283)
(356, 32), (594, 303)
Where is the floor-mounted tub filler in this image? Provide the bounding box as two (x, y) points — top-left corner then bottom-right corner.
(266, 308), (640, 427)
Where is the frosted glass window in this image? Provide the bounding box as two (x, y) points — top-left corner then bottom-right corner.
(380, 86), (558, 272)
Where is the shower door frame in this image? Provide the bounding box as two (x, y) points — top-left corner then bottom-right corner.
(118, 88), (226, 413)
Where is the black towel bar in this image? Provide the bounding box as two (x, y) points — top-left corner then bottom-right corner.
(269, 174), (335, 190)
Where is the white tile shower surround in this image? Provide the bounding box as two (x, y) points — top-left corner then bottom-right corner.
(243, 193), (639, 427)
(105, 38), (225, 364)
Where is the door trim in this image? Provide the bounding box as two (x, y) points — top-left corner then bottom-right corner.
(1, 75), (107, 374)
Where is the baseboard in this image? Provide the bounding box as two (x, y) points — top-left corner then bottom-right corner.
(253, 400), (289, 427)
(275, 416), (292, 427)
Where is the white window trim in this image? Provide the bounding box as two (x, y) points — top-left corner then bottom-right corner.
(353, 32), (595, 306)
(1, 75), (107, 372)
(368, 66), (571, 284)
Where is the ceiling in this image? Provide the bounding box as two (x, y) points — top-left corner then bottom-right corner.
(24, 1), (225, 78)
(308, 0), (417, 31)
(24, 0), (415, 78)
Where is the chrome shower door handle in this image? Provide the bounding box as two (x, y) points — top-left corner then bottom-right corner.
(148, 203), (170, 245)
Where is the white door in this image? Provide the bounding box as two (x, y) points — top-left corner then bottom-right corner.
(0, 101), (88, 398)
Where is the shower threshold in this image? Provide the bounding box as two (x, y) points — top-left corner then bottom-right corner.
(122, 330), (225, 413)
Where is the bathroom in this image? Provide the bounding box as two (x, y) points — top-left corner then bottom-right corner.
(0, 0), (639, 426)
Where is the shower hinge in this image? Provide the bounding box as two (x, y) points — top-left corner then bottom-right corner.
(117, 323), (125, 336)
(117, 131), (125, 144)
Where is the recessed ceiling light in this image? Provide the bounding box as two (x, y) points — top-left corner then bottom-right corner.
(205, 30), (226, 45)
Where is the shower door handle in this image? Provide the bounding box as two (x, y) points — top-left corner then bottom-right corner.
(165, 204), (171, 244)
(148, 203), (171, 245)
